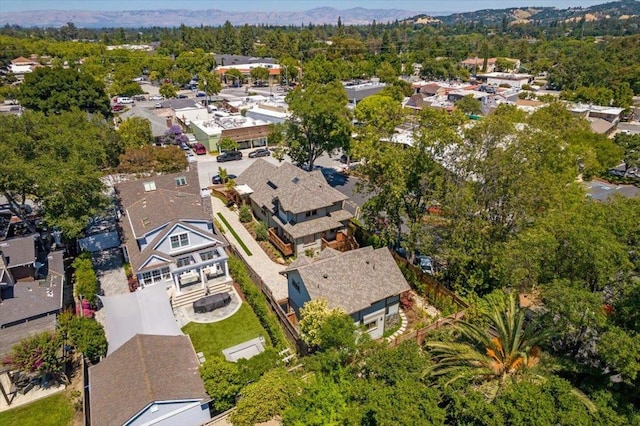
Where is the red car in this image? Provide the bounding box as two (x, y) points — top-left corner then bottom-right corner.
(111, 104), (125, 112)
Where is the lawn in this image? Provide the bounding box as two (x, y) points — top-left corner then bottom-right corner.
(0, 392), (74, 426)
(182, 303), (271, 359)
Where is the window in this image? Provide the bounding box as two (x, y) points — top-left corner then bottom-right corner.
(303, 234), (314, 245)
(305, 209), (317, 217)
(200, 250), (218, 261)
(170, 233), (189, 249)
(144, 181), (156, 192)
(176, 256), (192, 268)
(291, 279), (301, 292)
(175, 176), (187, 187)
(364, 321), (378, 331)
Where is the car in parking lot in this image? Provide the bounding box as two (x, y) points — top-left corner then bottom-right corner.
(248, 148), (271, 158)
(216, 151), (243, 162)
(196, 91), (207, 98)
(177, 94), (189, 99)
(111, 104), (125, 112)
(149, 95), (164, 101)
(211, 174), (238, 184)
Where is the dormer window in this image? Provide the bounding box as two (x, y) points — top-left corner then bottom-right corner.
(175, 176), (187, 187)
(305, 209), (318, 217)
(144, 181), (156, 192)
(170, 233), (189, 249)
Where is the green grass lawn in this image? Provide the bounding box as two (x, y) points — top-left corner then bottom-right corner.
(182, 303), (271, 359)
(0, 392), (74, 426)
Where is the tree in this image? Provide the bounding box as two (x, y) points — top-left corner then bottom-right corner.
(229, 368), (296, 426)
(299, 299), (348, 349)
(224, 68), (243, 87)
(218, 137), (239, 152)
(3, 332), (64, 382)
(219, 20), (239, 54)
(249, 66), (270, 86)
(455, 94), (482, 115)
(18, 66), (110, 115)
(200, 357), (243, 413)
(117, 117), (154, 149)
(0, 110), (115, 238)
(426, 292), (551, 394)
(73, 253), (98, 304)
(57, 313), (107, 363)
(198, 71), (222, 101)
(375, 61), (398, 83)
(159, 83), (177, 99)
(161, 125), (188, 146)
(284, 81), (352, 169)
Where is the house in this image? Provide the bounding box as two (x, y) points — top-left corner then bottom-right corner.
(190, 115), (270, 153)
(0, 232), (65, 357)
(116, 165), (231, 302)
(459, 57), (521, 74)
(476, 72), (533, 88)
(88, 334), (210, 426)
(235, 160), (357, 257)
(245, 102), (290, 124)
(344, 80), (387, 106)
(155, 99), (208, 127)
(281, 246), (410, 339)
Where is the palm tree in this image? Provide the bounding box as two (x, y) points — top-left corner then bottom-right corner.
(425, 292), (596, 411)
(426, 293), (549, 388)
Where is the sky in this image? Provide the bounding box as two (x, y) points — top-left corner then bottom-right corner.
(0, 0), (611, 14)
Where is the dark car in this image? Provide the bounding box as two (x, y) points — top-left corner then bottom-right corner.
(177, 94), (189, 99)
(248, 148), (271, 158)
(216, 151), (243, 162)
(111, 104), (125, 112)
(195, 91), (207, 98)
(211, 174), (237, 184)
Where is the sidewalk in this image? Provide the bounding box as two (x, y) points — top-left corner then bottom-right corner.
(210, 197), (289, 301)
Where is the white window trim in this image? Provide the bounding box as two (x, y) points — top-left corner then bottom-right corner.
(170, 232), (190, 250)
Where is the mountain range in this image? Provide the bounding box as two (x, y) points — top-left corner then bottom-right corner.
(0, 1), (638, 28)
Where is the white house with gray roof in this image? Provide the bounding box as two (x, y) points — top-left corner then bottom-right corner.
(117, 166), (231, 305)
(281, 246), (410, 339)
(236, 160), (357, 257)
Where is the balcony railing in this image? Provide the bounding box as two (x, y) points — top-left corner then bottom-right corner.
(268, 227), (294, 256)
(321, 231), (359, 252)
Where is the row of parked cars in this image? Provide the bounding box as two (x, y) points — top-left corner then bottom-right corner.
(216, 147), (271, 162)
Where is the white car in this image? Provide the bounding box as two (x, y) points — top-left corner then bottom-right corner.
(149, 95), (164, 101)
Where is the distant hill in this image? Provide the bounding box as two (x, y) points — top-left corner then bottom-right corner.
(0, 7), (419, 28)
(424, 0), (640, 26)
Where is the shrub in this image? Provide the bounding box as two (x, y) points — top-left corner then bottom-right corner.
(58, 314), (107, 363)
(72, 252), (98, 304)
(239, 204), (253, 223)
(254, 221), (269, 241)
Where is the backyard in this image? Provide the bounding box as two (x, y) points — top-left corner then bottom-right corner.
(182, 303), (271, 360)
(0, 392), (74, 426)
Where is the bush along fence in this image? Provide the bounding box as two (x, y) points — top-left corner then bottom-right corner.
(227, 255), (289, 349)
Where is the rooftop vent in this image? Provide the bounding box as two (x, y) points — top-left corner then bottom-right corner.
(323, 274), (328, 279)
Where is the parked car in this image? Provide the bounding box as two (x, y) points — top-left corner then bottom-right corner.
(177, 94), (189, 99)
(111, 104), (125, 112)
(149, 95), (164, 101)
(132, 95), (146, 101)
(192, 143), (207, 155)
(179, 143), (190, 151)
(211, 174), (238, 184)
(415, 255), (435, 275)
(248, 148), (271, 158)
(116, 96), (133, 104)
(216, 151), (243, 162)
(195, 91), (207, 98)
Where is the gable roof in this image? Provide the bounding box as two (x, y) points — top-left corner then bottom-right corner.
(99, 284), (183, 355)
(116, 167), (207, 239)
(237, 160), (347, 214)
(282, 246), (410, 314)
(89, 334), (208, 426)
(0, 234), (36, 267)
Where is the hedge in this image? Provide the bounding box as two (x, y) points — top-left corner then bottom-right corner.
(228, 256), (288, 349)
(217, 212), (252, 256)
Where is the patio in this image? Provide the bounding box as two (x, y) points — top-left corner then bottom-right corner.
(173, 287), (242, 328)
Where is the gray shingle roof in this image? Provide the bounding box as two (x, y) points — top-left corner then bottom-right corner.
(89, 334), (208, 426)
(282, 247), (410, 314)
(237, 160), (348, 214)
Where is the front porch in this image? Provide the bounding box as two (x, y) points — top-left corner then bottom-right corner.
(268, 227), (293, 257)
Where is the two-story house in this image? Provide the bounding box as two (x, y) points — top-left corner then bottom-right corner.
(281, 246), (410, 339)
(117, 166), (231, 301)
(235, 160), (357, 257)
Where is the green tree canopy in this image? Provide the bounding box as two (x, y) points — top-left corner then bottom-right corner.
(18, 66), (110, 115)
(284, 81), (352, 169)
(117, 117), (154, 149)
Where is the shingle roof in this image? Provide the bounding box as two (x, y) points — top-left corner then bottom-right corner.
(89, 334), (208, 426)
(237, 160), (348, 214)
(116, 167), (206, 239)
(272, 209), (352, 239)
(282, 247), (410, 314)
(0, 234), (35, 267)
